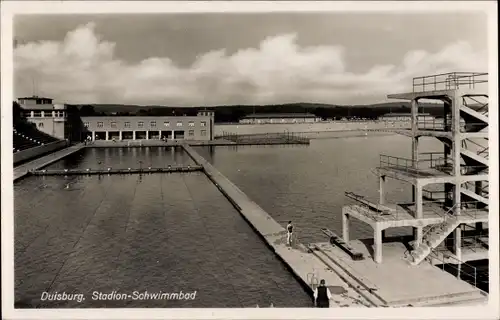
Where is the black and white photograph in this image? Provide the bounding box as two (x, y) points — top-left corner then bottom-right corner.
(1, 1), (498, 319)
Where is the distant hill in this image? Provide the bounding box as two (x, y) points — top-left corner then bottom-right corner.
(70, 101), (443, 122)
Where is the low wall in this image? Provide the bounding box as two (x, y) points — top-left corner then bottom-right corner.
(215, 121), (410, 136)
(14, 140), (69, 165)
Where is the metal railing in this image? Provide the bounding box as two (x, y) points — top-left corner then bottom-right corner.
(460, 201), (489, 220)
(379, 154), (417, 171)
(434, 234), (488, 252)
(421, 204), (458, 244)
(379, 154), (452, 172)
(346, 194), (449, 222)
(412, 72), (488, 93)
(427, 250), (488, 289)
(218, 131), (310, 144)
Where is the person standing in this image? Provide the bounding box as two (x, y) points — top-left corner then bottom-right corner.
(314, 279), (332, 308)
(286, 221), (293, 246)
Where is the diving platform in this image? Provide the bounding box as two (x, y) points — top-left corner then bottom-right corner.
(387, 88), (485, 101)
(375, 153), (488, 185)
(342, 191), (488, 264)
(342, 203), (488, 231)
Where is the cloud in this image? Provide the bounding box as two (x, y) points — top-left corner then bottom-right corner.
(14, 22), (488, 106)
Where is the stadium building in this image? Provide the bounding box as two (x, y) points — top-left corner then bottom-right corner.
(81, 113), (214, 141)
(378, 112), (434, 122)
(239, 113), (321, 124)
(17, 96), (215, 142)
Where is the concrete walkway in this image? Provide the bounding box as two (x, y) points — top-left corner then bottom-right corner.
(182, 144), (370, 307)
(14, 143), (85, 181)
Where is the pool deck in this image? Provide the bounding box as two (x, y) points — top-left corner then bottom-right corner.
(14, 143), (86, 181)
(311, 241), (487, 307)
(182, 143), (371, 307)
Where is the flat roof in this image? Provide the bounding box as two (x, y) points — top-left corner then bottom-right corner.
(18, 96), (53, 101)
(381, 113), (432, 116)
(80, 115), (208, 120)
(242, 113), (318, 119)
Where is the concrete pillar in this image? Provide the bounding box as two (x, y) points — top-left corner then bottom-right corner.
(119, 131), (122, 140)
(454, 226), (462, 264)
(92, 131), (95, 141)
(414, 185), (424, 244)
(146, 131), (149, 140)
(158, 130), (162, 139)
(374, 226), (383, 264)
(454, 183), (461, 216)
(412, 136), (419, 169)
(105, 131), (109, 140)
(416, 185), (423, 219)
(452, 95), (462, 181)
(133, 131), (136, 140)
(411, 99), (418, 132)
(171, 130), (175, 140)
(342, 209), (350, 243)
(31, 111), (34, 117)
(379, 175), (386, 205)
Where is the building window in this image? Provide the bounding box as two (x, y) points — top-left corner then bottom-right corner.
(188, 130), (195, 136)
(201, 130), (207, 136)
(84, 122), (89, 128)
(138, 121), (144, 128)
(164, 121), (170, 127)
(150, 121), (156, 127)
(38, 122), (44, 128)
(111, 121), (117, 128)
(176, 121), (183, 127)
(125, 122), (130, 128)
(97, 122), (104, 128)
(200, 121), (206, 127)
(188, 121), (195, 127)
(33, 111), (41, 117)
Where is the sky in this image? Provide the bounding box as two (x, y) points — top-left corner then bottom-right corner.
(13, 12), (489, 106)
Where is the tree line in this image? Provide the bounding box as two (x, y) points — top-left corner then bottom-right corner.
(15, 101), (445, 124)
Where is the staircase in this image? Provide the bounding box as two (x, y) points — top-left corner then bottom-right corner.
(409, 208), (460, 266)
(460, 188), (489, 206)
(460, 149), (488, 166)
(460, 105), (488, 124)
(460, 96), (489, 133)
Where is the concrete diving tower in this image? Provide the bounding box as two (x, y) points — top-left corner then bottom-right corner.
(342, 72), (489, 265)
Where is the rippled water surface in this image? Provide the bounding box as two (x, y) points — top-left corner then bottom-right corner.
(15, 147), (312, 308)
(16, 136), (468, 308)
